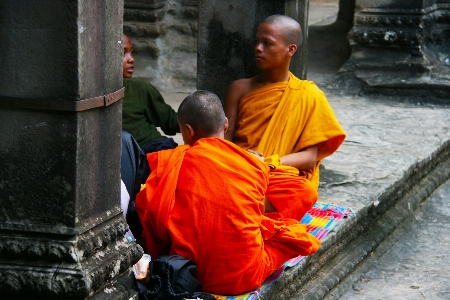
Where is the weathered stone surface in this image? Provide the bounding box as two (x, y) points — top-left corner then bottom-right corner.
(336, 179), (450, 299)
(343, 0), (450, 98)
(307, 0), (355, 75)
(0, 1), (143, 298)
(124, 0), (199, 92)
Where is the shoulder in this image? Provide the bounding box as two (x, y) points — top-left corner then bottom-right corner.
(291, 76), (324, 94)
(289, 77), (327, 101)
(125, 78), (159, 92)
(226, 76), (262, 103)
(126, 79), (164, 100)
(220, 139), (269, 171)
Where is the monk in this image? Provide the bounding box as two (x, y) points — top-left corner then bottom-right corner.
(224, 15), (346, 221)
(135, 90), (320, 295)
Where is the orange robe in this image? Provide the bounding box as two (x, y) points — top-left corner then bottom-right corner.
(234, 72), (346, 220)
(135, 138), (320, 295)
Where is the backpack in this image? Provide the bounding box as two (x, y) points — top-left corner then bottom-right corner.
(136, 255), (215, 300)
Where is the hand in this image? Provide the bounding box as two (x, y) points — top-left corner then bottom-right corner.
(247, 149), (265, 162)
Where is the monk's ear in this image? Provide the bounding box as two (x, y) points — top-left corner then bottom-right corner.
(185, 124), (195, 140)
(287, 44), (297, 57)
(223, 117), (229, 134)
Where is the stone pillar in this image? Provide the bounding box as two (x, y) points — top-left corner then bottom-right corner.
(198, 0), (309, 102)
(344, 0), (450, 97)
(0, 1), (143, 299)
(123, 0), (199, 91)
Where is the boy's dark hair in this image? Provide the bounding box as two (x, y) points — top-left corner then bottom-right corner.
(263, 14), (303, 47)
(178, 90), (226, 136)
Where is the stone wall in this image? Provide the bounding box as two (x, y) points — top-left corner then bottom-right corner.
(343, 0), (450, 97)
(123, 0), (198, 92)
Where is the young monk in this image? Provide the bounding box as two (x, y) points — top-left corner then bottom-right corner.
(135, 90), (320, 295)
(122, 34), (179, 154)
(224, 15), (346, 221)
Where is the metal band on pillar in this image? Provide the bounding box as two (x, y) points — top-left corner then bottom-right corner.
(0, 87), (124, 111)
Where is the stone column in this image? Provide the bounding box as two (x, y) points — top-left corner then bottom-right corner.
(198, 0), (309, 102)
(0, 1), (143, 299)
(344, 0), (450, 97)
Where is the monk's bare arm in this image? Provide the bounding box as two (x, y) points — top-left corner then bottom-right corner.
(280, 144), (321, 171)
(224, 79), (253, 141)
(223, 81), (242, 141)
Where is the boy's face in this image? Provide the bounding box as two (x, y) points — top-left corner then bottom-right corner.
(123, 36), (134, 78)
(254, 22), (291, 70)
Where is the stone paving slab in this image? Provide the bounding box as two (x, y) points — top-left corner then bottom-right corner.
(333, 178), (450, 300)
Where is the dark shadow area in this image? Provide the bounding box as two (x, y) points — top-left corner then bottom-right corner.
(307, 0), (355, 77)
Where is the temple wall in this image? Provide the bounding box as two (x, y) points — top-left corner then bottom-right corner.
(123, 0), (198, 92)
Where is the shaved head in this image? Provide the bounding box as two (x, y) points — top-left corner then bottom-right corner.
(262, 14), (303, 47)
(178, 90), (227, 137)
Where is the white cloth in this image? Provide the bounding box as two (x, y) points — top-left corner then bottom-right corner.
(120, 179), (130, 218)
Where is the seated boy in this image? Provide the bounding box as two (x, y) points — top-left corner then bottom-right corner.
(121, 34), (179, 236)
(136, 90), (320, 295)
(122, 34), (180, 154)
(224, 15), (346, 221)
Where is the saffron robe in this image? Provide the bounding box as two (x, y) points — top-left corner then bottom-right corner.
(135, 138), (320, 295)
(234, 72), (346, 220)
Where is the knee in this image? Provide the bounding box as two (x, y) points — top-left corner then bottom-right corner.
(302, 180), (318, 209)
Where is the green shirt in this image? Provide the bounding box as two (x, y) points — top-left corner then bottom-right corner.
(122, 78), (179, 147)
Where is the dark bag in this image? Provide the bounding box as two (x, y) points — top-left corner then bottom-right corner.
(136, 255), (215, 300)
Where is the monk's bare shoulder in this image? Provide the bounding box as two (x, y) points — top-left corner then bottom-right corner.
(224, 76), (262, 140)
(226, 76), (264, 102)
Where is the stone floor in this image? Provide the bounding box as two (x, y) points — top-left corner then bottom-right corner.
(336, 178), (450, 300)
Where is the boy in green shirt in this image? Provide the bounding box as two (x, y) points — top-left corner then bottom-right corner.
(122, 34), (180, 153)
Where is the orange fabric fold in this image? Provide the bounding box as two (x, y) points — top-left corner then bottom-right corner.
(261, 212), (320, 256)
(135, 145), (190, 257)
(135, 138), (321, 295)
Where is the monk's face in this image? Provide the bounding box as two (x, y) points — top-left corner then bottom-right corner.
(254, 22), (291, 70)
(123, 35), (134, 78)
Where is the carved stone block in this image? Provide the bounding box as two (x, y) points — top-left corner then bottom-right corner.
(344, 2), (450, 98)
